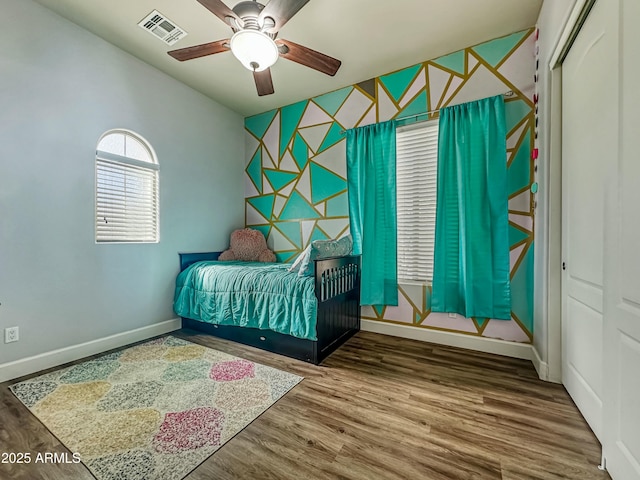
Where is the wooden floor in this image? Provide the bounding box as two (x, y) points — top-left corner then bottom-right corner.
(0, 330), (610, 480)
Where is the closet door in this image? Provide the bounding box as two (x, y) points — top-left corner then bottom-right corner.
(561, 0), (618, 442)
(602, 0), (640, 477)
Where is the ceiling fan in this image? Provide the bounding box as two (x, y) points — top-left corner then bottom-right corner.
(167, 0), (342, 96)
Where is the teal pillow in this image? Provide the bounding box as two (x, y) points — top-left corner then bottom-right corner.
(295, 235), (353, 277)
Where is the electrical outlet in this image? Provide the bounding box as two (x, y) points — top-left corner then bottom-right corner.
(448, 313), (457, 318)
(5, 326), (19, 343)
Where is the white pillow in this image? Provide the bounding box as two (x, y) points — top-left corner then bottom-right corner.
(288, 245), (311, 273)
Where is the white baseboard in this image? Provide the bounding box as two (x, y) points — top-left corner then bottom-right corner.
(531, 346), (550, 381)
(361, 319), (533, 360)
(0, 318), (182, 383)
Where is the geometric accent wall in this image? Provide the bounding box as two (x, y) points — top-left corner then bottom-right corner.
(245, 28), (536, 344)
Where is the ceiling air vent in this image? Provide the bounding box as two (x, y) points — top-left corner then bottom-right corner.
(138, 10), (187, 46)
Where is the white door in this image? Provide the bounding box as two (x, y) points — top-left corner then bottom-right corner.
(602, 0), (640, 476)
(561, 0), (617, 442)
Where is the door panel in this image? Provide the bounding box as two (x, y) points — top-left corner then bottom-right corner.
(566, 298), (603, 394)
(562, 0), (616, 442)
(564, 297), (603, 432)
(619, 335), (640, 461)
(567, 278), (603, 313)
(602, 0), (640, 476)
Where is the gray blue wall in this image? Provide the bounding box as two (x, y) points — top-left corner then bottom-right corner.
(0, 0), (245, 365)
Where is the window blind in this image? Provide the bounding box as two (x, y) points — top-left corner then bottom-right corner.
(96, 150), (159, 243)
(396, 120), (439, 283)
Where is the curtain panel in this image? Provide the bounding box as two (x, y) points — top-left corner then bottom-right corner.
(431, 95), (512, 319)
(346, 120), (398, 306)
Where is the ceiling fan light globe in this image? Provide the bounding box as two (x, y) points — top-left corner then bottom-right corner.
(230, 30), (279, 72)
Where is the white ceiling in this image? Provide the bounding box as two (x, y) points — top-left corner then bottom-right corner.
(33, 0), (543, 117)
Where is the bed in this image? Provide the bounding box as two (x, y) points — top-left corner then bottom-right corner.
(175, 252), (361, 364)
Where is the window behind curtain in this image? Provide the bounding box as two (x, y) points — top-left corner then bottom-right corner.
(95, 130), (159, 243)
(396, 120), (439, 283)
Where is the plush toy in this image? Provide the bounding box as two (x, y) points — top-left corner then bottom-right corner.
(218, 228), (276, 262)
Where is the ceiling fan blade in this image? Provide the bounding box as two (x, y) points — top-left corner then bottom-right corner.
(277, 39), (341, 76)
(253, 68), (275, 96)
(197, 0), (240, 26)
(168, 40), (230, 61)
(259, 0), (310, 33)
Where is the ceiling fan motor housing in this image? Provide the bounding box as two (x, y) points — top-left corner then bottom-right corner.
(231, 1), (275, 33)
(232, 1), (263, 17)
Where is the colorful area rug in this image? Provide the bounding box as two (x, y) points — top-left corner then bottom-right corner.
(10, 336), (302, 480)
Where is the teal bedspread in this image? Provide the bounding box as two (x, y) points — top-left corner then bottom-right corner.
(174, 261), (318, 341)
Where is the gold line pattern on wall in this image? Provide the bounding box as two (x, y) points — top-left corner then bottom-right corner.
(244, 28), (537, 344)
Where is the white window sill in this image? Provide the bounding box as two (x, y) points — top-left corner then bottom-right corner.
(398, 279), (431, 288)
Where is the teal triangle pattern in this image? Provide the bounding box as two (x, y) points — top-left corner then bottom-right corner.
(313, 87), (353, 117)
(432, 50), (466, 75)
(508, 130), (531, 195)
(293, 133), (309, 170)
(309, 226), (329, 244)
(248, 194), (275, 221)
(264, 169), (298, 191)
(245, 109), (277, 139)
(510, 242), (534, 333)
(472, 30), (529, 68)
(317, 122), (345, 154)
(251, 225), (272, 239)
(397, 90), (428, 119)
(509, 224), (530, 246)
(280, 100), (307, 159)
(310, 162), (347, 204)
(276, 251), (299, 263)
(415, 312), (422, 324)
(505, 99), (531, 132)
(279, 191), (321, 220)
(373, 305), (385, 317)
(379, 64), (422, 103)
(326, 192), (349, 217)
(274, 221), (302, 248)
(246, 149), (263, 194)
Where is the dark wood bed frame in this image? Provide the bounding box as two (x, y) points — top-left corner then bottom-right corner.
(178, 252), (361, 365)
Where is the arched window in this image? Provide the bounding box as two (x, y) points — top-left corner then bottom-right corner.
(95, 130), (159, 243)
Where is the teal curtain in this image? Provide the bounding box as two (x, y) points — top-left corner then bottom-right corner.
(432, 95), (511, 319)
(346, 120), (398, 306)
